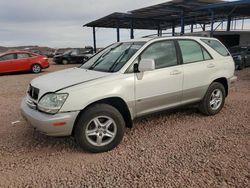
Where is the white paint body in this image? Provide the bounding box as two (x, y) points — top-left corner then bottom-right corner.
(21, 36), (236, 136)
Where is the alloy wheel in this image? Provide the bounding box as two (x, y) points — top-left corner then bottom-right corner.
(32, 65), (41, 73)
(209, 89), (223, 111)
(85, 116), (117, 147)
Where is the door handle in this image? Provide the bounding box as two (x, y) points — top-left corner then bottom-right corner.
(170, 70), (182, 75)
(207, 63), (215, 68)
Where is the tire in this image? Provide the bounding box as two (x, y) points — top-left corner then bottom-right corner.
(31, 64), (42, 73)
(199, 82), (226, 116)
(74, 103), (125, 153)
(62, 59), (69, 65)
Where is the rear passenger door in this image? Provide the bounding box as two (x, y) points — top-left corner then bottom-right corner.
(16, 53), (32, 71)
(177, 39), (213, 104)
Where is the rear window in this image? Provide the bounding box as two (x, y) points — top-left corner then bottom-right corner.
(17, 53), (31, 59)
(201, 39), (229, 56)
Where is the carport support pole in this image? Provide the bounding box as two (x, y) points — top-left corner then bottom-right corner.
(172, 26), (175, 36)
(227, 16), (231, 31)
(116, 22), (120, 42)
(172, 23), (175, 36)
(130, 20), (134, 39)
(210, 10), (214, 37)
(180, 12), (185, 35)
(93, 27), (96, 53)
(202, 24), (206, 31)
(157, 23), (162, 36)
(242, 17), (244, 30)
(234, 18), (237, 30)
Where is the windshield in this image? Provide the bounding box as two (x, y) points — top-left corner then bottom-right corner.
(229, 47), (247, 54)
(81, 42), (145, 72)
(63, 50), (73, 55)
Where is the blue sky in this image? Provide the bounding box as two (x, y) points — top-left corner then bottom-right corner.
(0, 0), (247, 48)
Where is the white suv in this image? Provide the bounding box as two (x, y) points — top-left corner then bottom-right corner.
(21, 36), (236, 153)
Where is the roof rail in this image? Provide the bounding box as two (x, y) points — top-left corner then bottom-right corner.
(142, 32), (183, 38)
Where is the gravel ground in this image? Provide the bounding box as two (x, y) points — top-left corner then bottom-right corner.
(0, 61), (249, 187)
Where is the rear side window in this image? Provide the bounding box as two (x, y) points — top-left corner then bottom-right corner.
(17, 53), (31, 59)
(203, 48), (212, 60)
(201, 39), (229, 56)
(140, 40), (178, 69)
(178, 40), (212, 64)
(0, 54), (16, 61)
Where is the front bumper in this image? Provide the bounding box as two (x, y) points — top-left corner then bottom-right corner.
(42, 63), (50, 69)
(20, 97), (79, 136)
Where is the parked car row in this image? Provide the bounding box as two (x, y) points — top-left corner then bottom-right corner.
(0, 46), (94, 74)
(229, 46), (250, 70)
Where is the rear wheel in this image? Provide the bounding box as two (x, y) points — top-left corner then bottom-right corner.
(74, 104), (125, 153)
(199, 82), (226, 116)
(31, 64), (41, 73)
(62, 59), (69, 65)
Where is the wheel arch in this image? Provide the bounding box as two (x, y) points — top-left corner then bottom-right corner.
(212, 77), (228, 97)
(72, 97), (133, 136)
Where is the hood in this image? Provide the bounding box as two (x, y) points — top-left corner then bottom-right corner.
(30, 67), (110, 98)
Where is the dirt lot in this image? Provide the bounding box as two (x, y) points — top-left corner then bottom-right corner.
(0, 61), (249, 187)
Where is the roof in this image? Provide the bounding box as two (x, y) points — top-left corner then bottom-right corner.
(0, 50), (36, 55)
(115, 35), (215, 43)
(84, 0), (250, 30)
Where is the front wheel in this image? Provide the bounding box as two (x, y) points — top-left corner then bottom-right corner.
(31, 64), (41, 73)
(199, 82), (226, 116)
(74, 104), (125, 153)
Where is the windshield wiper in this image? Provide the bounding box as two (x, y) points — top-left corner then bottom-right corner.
(108, 44), (133, 72)
(89, 44), (122, 70)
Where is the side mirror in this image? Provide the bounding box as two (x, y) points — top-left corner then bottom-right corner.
(138, 59), (155, 72)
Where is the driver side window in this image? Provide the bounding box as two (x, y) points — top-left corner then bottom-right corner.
(140, 40), (178, 69)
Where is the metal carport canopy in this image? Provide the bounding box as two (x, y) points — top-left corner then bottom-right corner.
(83, 0), (250, 52)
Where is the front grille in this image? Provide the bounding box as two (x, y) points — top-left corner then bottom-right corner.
(26, 97), (37, 110)
(28, 85), (39, 100)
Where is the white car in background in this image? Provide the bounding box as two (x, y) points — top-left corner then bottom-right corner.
(21, 36), (236, 153)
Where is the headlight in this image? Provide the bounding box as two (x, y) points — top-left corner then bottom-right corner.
(38, 93), (68, 114)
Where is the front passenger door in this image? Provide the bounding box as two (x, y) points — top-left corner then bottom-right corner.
(0, 53), (17, 73)
(135, 40), (183, 117)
